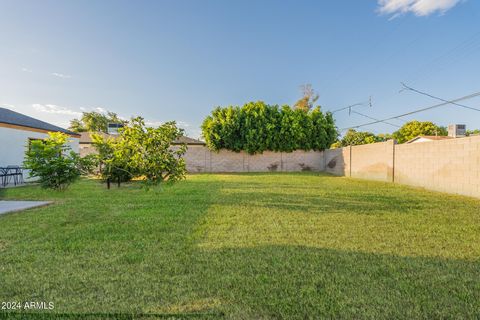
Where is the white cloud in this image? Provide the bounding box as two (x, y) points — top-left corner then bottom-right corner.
(21, 67), (32, 73)
(51, 72), (72, 79)
(144, 120), (163, 127)
(177, 121), (191, 128)
(32, 104), (82, 117)
(94, 107), (107, 114)
(144, 119), (191, 129)
(377, 0), (463, 17)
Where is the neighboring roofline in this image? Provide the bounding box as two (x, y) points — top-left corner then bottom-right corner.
(406, 135), (454, 144)
(0, 122), (81, 138)
(406, 137), (421, 144)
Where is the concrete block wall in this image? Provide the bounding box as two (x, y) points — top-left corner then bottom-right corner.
(324, 146), (351, 176)
(324, 141), (394, 182)
(394, 136), (480, 198)
(350, 140), (395, 182)
(183, 145), (325, 173)
(324, 137), (480, 198)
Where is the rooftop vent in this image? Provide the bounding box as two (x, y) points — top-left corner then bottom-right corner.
(107, 123), (124, 135)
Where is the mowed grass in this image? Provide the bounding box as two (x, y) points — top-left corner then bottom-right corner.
(0, 173), (479, 319)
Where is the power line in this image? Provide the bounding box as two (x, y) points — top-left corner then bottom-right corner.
(330, 96), (372, 114)
(350, 110), (401, 128)
(341, 90), (480, 131)
(330, 102), (363, 114)
(400, 83), (480, 112)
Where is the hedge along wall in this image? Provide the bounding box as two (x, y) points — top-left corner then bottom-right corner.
(201, 101), (337, 154)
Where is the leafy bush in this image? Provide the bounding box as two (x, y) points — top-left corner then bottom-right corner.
(120, 117), (187, 186)
(92, 117), (187, 188)
(201, 101), (337, 154)
(91, 133), (134, 188)
(23, 132), (86, 190)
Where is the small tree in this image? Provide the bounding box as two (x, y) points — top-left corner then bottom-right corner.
(120, 117), (187, 186)
(92, 117), (187, 188)
(91, 133), (133, 189)
(69, 110), (127, 133)
(294, 84), (319, 112)
(23, 132), (85, 190)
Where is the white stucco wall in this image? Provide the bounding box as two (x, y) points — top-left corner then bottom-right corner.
(0, 127), (79, 182)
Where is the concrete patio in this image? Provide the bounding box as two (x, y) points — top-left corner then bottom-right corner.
(0, 200), (52, 215)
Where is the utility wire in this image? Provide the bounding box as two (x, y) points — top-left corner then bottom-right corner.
(330, 102), (363, 114)
(350, 110), (401, 128)
(341, 90), (480, 131)
(400, 83), (480, 112)
(330, 96), (372, 114)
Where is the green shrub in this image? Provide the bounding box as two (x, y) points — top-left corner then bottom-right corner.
(92, 117), (187, 188)
(119, 117), (187, 186)
(201, 101), (337, 154)
(91, 133), (134, 187)
(23, 132), (85, 190)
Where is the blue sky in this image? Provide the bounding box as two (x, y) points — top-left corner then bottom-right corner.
(1, 0), (479, 138)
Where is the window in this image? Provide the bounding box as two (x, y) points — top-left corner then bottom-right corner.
(27, 138), (45, 151)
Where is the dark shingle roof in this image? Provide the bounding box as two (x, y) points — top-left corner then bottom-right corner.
(0, 107), (79, 136)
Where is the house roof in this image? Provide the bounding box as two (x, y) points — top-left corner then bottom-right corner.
(80, 132), (205, 145)
(0, 107), (80, 137)
(79, 132), (112, 144)
(172, 136), (205, 145)
(406, 135), (454, 144)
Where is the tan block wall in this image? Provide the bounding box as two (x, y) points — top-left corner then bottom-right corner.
(183, 146), (325, 173)
(324, 147), (351, 176)
(79, 144), (97, 158)
(394, 136), (480, 198)
(351, 140), (395, 182)
(183, 145), (211, 173)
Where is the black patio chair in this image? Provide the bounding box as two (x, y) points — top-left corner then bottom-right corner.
(0, 167), (8, 187)
(5, 166), (24, 186)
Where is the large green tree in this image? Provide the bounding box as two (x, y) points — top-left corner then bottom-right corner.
(69, 111), (127, 133)
(201, 101), (337, 154)
(331, 129), (387, 148)
(392, 121), (447, 143)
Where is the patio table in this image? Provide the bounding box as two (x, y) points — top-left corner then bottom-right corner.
(0, 166), (24, 187)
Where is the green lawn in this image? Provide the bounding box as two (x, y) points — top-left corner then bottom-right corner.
(0, 173), (479, 319)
